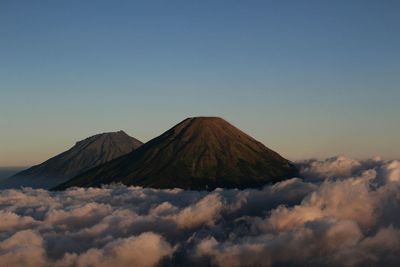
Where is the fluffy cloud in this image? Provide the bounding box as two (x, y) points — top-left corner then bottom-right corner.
(0, 211), (37, 232)
(59, 232), (174, 267)
(0, 156), (399, 267)
(171, 193), (223, 229)
(0, 230), (46, 267)
(299, 156), (363, 181)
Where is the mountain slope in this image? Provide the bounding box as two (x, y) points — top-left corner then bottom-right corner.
(56, 117), (297, 190)
(1, 131), (142, 189)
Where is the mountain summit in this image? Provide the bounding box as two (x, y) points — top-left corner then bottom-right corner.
(1, 131), (142, 189)
(56, 117), (297, 190)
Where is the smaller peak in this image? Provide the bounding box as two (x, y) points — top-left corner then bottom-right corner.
(99, 130), (129, 137)
(114, 130), (128, 135)
(75, 131), (130, 145)
(102, 131), (134, 140)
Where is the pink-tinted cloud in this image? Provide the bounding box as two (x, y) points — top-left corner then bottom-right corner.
(0, 156), (399, 266)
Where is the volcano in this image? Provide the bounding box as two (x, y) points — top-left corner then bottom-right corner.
(1, 131), (142, 189)
(55, 117), (297, 190)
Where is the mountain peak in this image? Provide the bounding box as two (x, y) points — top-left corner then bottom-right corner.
(170, 116), (242, 135)
(180, 116), (229, 126)
(75, 130), (140, 145)
(1, 131), (143, 189)
(185, 116), (225, 121)
(117, 130), (127, 134)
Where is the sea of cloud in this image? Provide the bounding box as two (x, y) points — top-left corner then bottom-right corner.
(0, 156), (399, 267)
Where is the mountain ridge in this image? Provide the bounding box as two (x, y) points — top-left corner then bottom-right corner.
(55, 117), (297, 190)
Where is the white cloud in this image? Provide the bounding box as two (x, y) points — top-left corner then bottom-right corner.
(0, 157), (399, 266)
(0, 230), (46, 267)
(299, 156), (362, 181)
(171, 193), (222, 229)
(59, 232), (174, 267)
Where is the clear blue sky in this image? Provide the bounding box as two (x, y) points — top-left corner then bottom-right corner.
(1, 0), (399, 166)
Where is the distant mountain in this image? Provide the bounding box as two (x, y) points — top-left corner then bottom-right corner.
(55, 117), (297, 190)
(0, 131), (142, 189)
(0, 167), (26, 183)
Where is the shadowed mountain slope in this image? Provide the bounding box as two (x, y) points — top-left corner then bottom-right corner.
(1, 131), (142, 189)
(55, 117), (297, 190)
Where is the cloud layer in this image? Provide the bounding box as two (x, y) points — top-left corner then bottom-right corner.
(0, 156), (399, 267)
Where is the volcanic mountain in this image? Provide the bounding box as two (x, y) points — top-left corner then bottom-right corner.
(1, 131), (142, 189)
(55, 117), (297, 190)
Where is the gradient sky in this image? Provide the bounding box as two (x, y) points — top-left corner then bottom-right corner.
(1, 0), (399, 166)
